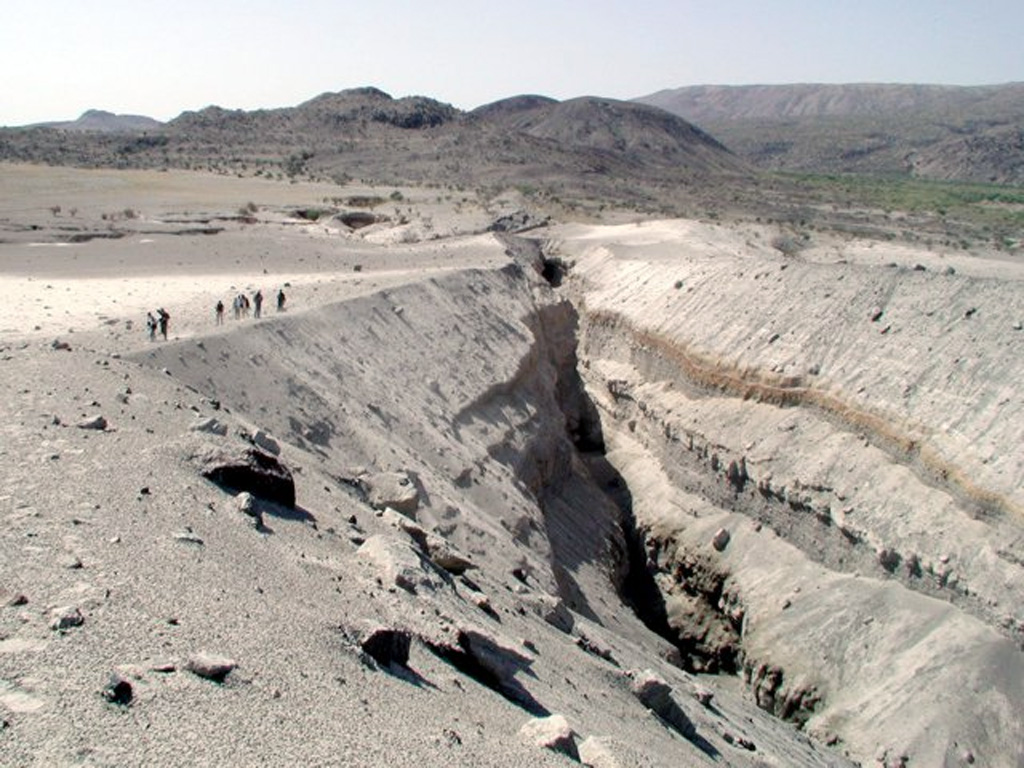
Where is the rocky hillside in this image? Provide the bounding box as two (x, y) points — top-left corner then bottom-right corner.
(636, 83), (1024, 183)
(0, 87), (747, 210)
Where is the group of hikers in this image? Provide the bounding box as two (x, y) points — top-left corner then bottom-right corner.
(147, 288), (286, 341)
(145, 308), (171, 341)
(215, 288), (285, 324)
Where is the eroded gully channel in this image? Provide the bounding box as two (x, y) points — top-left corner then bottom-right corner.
(509, 232), (1011, 730)
(496, 235), (771, 714)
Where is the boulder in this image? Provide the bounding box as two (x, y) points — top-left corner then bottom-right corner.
(519, 714), (580, 760)
(198, 445), (295, 508)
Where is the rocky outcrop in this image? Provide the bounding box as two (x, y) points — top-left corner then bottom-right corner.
(197, 444), (296, 508)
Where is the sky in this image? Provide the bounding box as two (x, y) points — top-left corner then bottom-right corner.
(1, 0), (1021, 126)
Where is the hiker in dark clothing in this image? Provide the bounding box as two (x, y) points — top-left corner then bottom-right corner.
(146, 312), (157, 341)
(277, 289), (286, 312)
(215, 300), (225, 325)
(157, 308), (170, 340)
(253, 290), (263, 319)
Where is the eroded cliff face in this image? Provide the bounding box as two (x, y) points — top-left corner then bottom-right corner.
(553, 219), (1024, 766)
(119, 220), (1024, 766)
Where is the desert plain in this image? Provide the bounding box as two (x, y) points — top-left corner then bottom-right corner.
(1, 160), (1023, 767)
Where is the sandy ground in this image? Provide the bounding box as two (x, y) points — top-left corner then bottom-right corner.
(2, 164), (1022, 766)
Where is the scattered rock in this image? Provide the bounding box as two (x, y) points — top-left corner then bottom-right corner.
(469, 591), (499, 620)
(357, 535), (444, 593)
(576, 634), (618, 666)
(50, 605), (85, 631)
(173, 530), (204, 546)
(252, 429), (281, 456)
(427, 627), (542, 712)
(234, 491), (262, 528)
(189, 417), (228, 436)
(186, 652), (237, 682)
(357, 471), (420, 516)
(60, 553), (84, 570)
(629, 669), (695, 738)
(1, 590), (28, 607)
(198, 445), (296, 508)
(380, 508), (474, 574)
(101, 672), (133, 706)
(692, 685), (714, 708)
(711, 528), (731, 552)
(352, 624), (412, 668)
(76, 414), (108, 431)
(519, 714), (580, 760)
(521, 593), (574, 634)
(578, 736), (624, 768)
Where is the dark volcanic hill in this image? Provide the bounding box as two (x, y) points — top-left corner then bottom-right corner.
(636, 83), (1024, 184)
(0, 88), (747, 210)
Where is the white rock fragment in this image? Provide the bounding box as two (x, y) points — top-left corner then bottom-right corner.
(519, 714), (579, 760)
(50, 605), (85, 631)
(186, 652), (237, 682)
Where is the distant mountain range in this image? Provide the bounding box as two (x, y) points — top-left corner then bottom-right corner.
(3, 83), (1022, 188)
(29, 109), (164, 133)
(635, 83), (1024, 184)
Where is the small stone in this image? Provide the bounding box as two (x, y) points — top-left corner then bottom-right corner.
(189, 417), (228, 436)
(519, 714), (579, 760)
(173, 530), (204, 546)
(711, 528), (731, 552)
(186, 652), (237, 682)
(692, 685), (714, 707)
(252, 429), (281, 456)
(101, 673), (133, 706)
(50, 605), (85, 631)
(2, 590), (28, 607)
(77, 414), (108, 431)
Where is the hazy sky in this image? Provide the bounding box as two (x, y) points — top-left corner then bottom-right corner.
(2, 0), (1021, 126)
